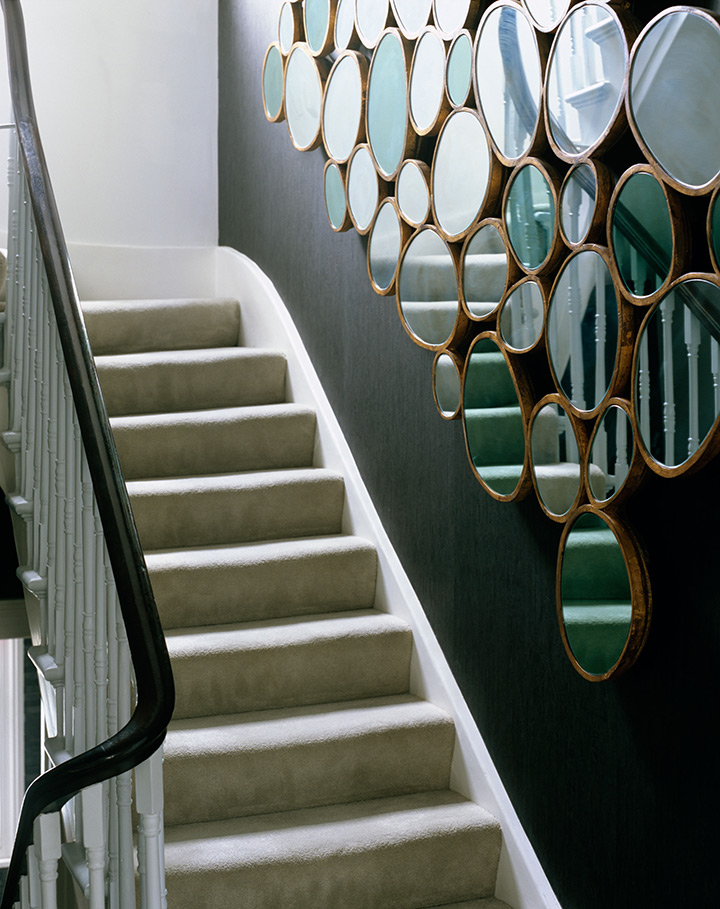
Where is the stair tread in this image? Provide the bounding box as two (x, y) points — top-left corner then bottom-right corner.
(127, 466), (343, 496)
(426, 901), (512, 909)
(110, 402), (314, 429)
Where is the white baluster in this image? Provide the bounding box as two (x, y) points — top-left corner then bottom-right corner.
(34, 813), (61, 909)
(712, 337), (720, 416)
(136, 747), (166, 909)
(81, 785), (106, 909)
(93, 508), (108, 746)
(81, 456), (97, 750)
(594, 255), (607, 412)
(26, 846), (40, 909)
(638, 331), (651, 445)
(684, 305), (701, 458)
(661, 300), (676, 465)
(569, 257), (585, 409)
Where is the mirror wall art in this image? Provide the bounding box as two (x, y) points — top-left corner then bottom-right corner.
(262, 0), (720, 681)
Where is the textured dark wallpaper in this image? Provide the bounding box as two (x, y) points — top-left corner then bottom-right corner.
(218, 3), (720, 906)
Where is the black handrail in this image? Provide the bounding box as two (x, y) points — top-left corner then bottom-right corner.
(0, 2), (174, 906)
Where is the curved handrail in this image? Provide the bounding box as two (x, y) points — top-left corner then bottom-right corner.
(0, 2), (174, 906)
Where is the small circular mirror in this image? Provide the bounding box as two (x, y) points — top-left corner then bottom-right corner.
(530, 397), (583, 519)
(410, 29), (447, 136)
(446, 31), (473, 108)
(356, 0), (391, 48)
(462, 221), (510, 320)
(368, 199), (404, 295)
(504, 162), (557, 273)
(285, 44), (325, 151)
(499, 279), (545, 352)
(324, 161), (350, 232)
(279, 2), (300, 55)
(587, 401), (636, 504)
(335, 0), (357, 51)
(634, 277), (720, 473)
(547, 249), (621, 415)
(305, 0), (333, 56)
(432, 110), (496, 241)
(392, 0), (433, 38)
(434, 0), (473, 38)
(474, 3), (543, 163)
(347, 144), (381, 234)
(610, 170), (675, 301)
(262, 44), (285, 123)
(546, 3), (629, 159)
(397, 228), (460, 348)
(397, 160), (430, 227)
(560, 163), (598, 247)
(322, 52), (366, 163)
(433, 351), (463, 419)
(524, 0), (571, 33)
(367, 30), (412, 179)
(558, 510), (649, 680)
(629, 8), (720, 193)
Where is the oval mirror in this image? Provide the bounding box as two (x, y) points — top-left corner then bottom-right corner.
(523, 0), (571, 33)
(434, 0), (473, 38)
(499, 278), (545, 352)
(368, 199), (405, 295)
(462, 335), (531, 500)
(474, 3), (543, 163)
(587, 401), (637, 505)
(634, 277), (720, 473)
(409, 28), (447, 136)
(530, 397), (583, 519)
(397, 160), (430, 227)
(367, 30), (412, 179)
(397, 228), (461, 348)
(324, 161), (350, 232)
(610, 169), (675, 302)
(262, 44), (285, 123)
(279, 2), (300, 55)
(433, 351), (463, 419)
(558, 510), (649, 680)
(335, 0), (357, 51)
(560, 163), (600, 247)
(462, 221), (510, 320)
(285, 44), (325, 151)
(547, 249), (621, 415)
(392, 0), (433, 38)
(504, 162), (558, 273)
(446, 31), (473, 108)
(432, 110), (496, 241)
(305, 0), (333, 56)
(629, 8), (720, 193)
(546, 3), (629, 159)
(356, 0), (391, 48)
(322, 52), (366, 163)
(347, 144), (382, 234)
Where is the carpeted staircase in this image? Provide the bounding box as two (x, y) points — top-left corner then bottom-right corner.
(84, 296), (512, 909)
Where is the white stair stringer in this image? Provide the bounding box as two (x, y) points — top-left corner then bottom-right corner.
(71, 242), (561, 909)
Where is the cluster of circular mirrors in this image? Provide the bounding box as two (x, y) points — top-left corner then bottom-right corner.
(263, 0), (720, 681)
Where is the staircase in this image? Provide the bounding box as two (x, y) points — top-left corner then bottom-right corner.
(85, 295), (512, 908)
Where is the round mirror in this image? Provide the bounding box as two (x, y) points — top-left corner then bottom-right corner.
(558, 510), (649, 680)
(324, 161), (350, 232)
(530, 397), (583, 519)
(392, 0), (433, 38)
(262, 44), (285, 122)
(397, 160), (430, 227)
(367, 31), (411, 179)
(434, 0), (473, 38)
(587, 401), (636, 504)
(462, 221), (510, 320)
(499, 278), (545, 351)
(279, 2), (300, 55)
(610, 170), (675, 301)
(463, 335), (530, 499)
(504, 162), (557, 272)
(629, 8), (720, 193)
(397, 228), (461, 348)
(709, 189), (720, 274)
(433, 351), (463, 419)
(368, 200), (404, 295)
(356, 0), (391, 48)
(560, 163), (599, 247)
(523, 0), (571, 33)
(634, 277), (720, 473)
(285, 44), (325, 151)
(546, 3), (629, 159)
(474, 3), (543, 163)
(432, 110), (496, 241)
(446, 31), (473, 108)
(547, 249), (621, 414)
(322, 52), (366, 163)
(410, 29), (447, 136)
(305, 0), (333, 56)
(347, 144), (381, 233)
(335, 0), (357, 51)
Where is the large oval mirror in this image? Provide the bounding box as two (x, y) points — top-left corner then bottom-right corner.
(462, 335), (531, 500)
(262, 44), (285, 123)
(335, 0), (358, 51)
(397, 160), (431, 227)
(305, 0), (333, 56)
(434, 0), (474, 38)
(634, 277), (720, 474)
(474, 3), (543, 163)
(322, 52), (367, 163)
(368, 199), (406, 295)
(504, 161), (558, 273)
(397, 228), (461, 348)
(446, 31), (473, 108)
(558, 510), (650, 680)
(433, 351), (463, 419)
(547, 249), (622, 415)
(285, 44), (326, 151)
(347, 144), (382, 234)
(629, 8), (720, 193)
(356, 0), (391, 48)
(432, 109), (497, 241)
(530, 396), (584, 520)
(392, 0), (433, 39)
(586, 400), (639, 505)
(461, 221), (511, 320)
(499, 278), (545, 352)
(367, 30), (412, 179)
(546, 2), (629, 159)
(410, 28), (448, 136)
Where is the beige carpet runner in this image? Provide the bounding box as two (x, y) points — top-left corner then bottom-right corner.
(85, 296), (511, 909)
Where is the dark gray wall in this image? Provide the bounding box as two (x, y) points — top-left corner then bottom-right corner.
(218, 3), (720, 906)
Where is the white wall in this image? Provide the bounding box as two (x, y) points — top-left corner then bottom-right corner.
(0, 0), (218, 247)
